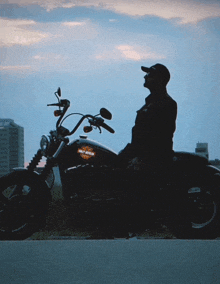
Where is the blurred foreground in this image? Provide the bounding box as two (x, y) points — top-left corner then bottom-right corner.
(28, 200), (185, 240)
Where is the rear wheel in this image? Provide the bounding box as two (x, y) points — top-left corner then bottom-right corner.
(171, 184), (219, 239)
(188, 187), (217, 230)
(0, 172), (50, 240)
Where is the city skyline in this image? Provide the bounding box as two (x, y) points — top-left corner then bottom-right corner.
(0, 0), (220, 162)
(0, 119), (24, 176)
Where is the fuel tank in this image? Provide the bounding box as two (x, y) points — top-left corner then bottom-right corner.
(58, 135), (118, 169)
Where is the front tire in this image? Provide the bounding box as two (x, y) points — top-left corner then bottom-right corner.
(0, 171), (50, 240)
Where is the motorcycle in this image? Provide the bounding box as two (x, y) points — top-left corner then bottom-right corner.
(0, 87), (220, 240)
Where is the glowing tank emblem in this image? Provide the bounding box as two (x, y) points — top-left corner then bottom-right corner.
(77, 146), (96, 160)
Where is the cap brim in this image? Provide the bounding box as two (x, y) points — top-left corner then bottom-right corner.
(141, 66), (150, 72)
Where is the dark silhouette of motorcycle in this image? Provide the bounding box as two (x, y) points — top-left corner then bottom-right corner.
(0, 88), (220, 239)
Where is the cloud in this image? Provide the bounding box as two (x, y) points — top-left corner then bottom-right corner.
(61, 2), (76, 9)
(0, 65), (33, 76)
(0, 18), (48, 47)
(0, 18), (95, 49)
(0, 65), (31, 70)
(117, 45), (142, 60)
(0, 18), (100, 74)
(96, 45), (165, 61)
(33, 54), (62, 60)
(3, 0), (220, 24)
(0, 53), (64, 73)
(32, 53), (65, 67)
(61, 21), (86, 27)
(107, 0), (220, 24)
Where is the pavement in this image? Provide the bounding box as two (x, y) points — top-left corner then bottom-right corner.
(1, 199), (220, 283)
(0, 239), (220, 284)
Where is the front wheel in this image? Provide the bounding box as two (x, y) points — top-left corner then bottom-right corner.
(171, 184), (220, 239)
(0, 171), (50, 240)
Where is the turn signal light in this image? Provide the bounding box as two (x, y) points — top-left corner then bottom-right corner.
(54, 110), (63, 117)
(84, 126), (93, 133)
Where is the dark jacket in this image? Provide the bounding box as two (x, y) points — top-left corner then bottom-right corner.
(120, 93), (177, 161)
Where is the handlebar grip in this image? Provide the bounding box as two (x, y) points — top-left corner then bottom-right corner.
(101, 122), (115, 133)
(47, 103), (60, 106)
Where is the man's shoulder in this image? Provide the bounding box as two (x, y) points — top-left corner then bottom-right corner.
(144, 93), (177, 109)
(165, 94), (177, 107)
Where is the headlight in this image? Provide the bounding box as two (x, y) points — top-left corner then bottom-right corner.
(40, 135), (50, 155)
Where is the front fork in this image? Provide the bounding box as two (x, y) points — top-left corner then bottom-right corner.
(26, 140), (67, 177)
(26, 149), (42, 172)
(7, 149), (43, 198)
(6, 142), (67, 200)
(48, 141), (68, 200)
(40, 140), (67, 180)
(18, 140), (68, 200)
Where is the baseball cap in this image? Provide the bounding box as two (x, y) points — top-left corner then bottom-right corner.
(141, 63), (170, 84)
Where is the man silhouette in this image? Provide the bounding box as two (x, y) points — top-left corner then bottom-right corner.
(119, 63), (177, 171)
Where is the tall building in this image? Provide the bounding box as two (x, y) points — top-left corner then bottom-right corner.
(195, 142), (209, 160)
(0, 119), (24, 177)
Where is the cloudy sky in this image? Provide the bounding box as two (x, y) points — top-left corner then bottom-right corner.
(0, 0), (220, 163)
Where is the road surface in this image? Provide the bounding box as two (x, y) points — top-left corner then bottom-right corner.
(0, 239), (220, 284)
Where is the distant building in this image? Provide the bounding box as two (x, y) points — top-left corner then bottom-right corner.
(0, 119), (24, 177)
(195, 142), (209, 160)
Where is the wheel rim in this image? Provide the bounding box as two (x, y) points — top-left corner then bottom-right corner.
(188, 187), (217, 229)
(0, 184), (34, 233)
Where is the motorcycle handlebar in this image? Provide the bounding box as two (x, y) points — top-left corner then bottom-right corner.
(48, 99), (70, 108)
(48, 92), (114, 135)
(100, 121), (115, 133)
(68, 115), (115, 136)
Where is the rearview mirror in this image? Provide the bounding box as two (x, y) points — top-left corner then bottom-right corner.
(100, 108), (112, 120)
(57, 87), (61, 97)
